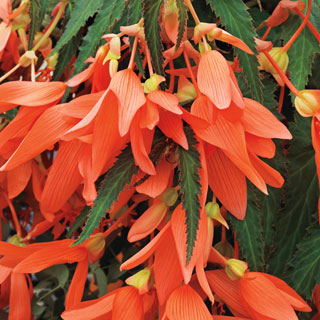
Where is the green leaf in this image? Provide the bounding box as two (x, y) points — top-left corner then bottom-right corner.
(1, 107), (19, 121)
(268, 116), (319, 276)
(128, 0), (142, 24)
(281, 12), (319, 103)
(39, 0), (50, 25)
(51, 0), (104, 56)
(52, 34), (81, 81)
(74, 145), (138, 245)
(207, 0), (262, 102)
(175, 0), (188, 51)
(66, 206), (90, 238)
(230, 185), (265, 271)
(142, 0), (165, 76)
(94, 267), (108, 296)
(283, 225), (320, 299)
(178, 127), (201, 263)
(28, 0), (40, 50)
(70, 0), (126, 79)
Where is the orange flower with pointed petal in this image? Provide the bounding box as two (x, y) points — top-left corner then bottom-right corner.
(207, 269), (311, 319)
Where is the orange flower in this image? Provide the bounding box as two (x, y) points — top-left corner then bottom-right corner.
(192, 95), (291, 219)
(11, 233), (105, 309)
(207, 269), (311, 319)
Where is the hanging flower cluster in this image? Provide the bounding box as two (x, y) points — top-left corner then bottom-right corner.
(0, 0), (319, 319)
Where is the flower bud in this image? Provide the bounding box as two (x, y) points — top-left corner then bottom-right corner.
(125, 268), (151, 294)
(143, 74), (166, 93)
(47, 52), (59, 70)
(205, 202), (229, 228)
(19, 50), (38, 67)
(225, 258), (248, 280)
(176, 76), (197, 102)
(159, 188), (179, 207)
(109, 59), (119, 78)
(214, 240), (234, 258)
(295, 90), (320, 117)
(258, 47), (289, 75)
(84, 233), (105, 263)
(9, 234), (26, 247)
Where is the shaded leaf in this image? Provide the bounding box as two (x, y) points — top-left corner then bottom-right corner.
(177, 127), (201, 263)
(283, 225), (320, 299)
(66, 206), (90, 238)
(94, 267), (108, 297)
(51, 0), (104, 56)
(268, 116), (319, 276)
(28, 0), (40, 50)
(230, 184), (265, 271)
(207, 0), (262, 102)
(128, 0), (142, 24)
(74, 145), (138, 245)
(142, 0), (165, 76)
(39, 0), (50, 26)
(52, 34), (81, 81)
(70, 0), (126, 78)
(175, 0), (188, 51)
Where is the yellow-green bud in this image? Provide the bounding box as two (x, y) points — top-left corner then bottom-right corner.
(225, 258), (248, 280)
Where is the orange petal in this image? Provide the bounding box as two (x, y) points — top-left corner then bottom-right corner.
(1, 106), (76, 171)
(109, 69), (146, 136)
(92, 90), (127, 179)
(165, 284), (212, 320)
(0, 0), (10, 22)
(136, 157), (172, 198)
(154, 229), (184, 305)
(266, 2), (289, 27)
(140, 99), (159, 130)
(206, 270), (250, 318)
(128, 199), (167, 242)
(240, 272), (298, 320)
(120, 222), (171, 271)
(195, 113), (267, 193)
(65, 259), (88, 309)
(249, 152), (284, 188)
(58, 92), (103, 119)
(0, 81), (66, 106)
(197, 51), (231, 109)
(171, 204), (208, 284)
(64, 89), (110, 140)
(40, 140), (83, 214)
(158, 109), (188, 149)
(195, 258), (214, 303)
(261, 273), (311, 312)
(207, 148), (247, 220)
(0, 106), (47, 150)
(112, 287), (143, 320)
(0, 22), (11, 53)
(67, 62), (95, 87)
(14, 240), (87, 273)
(147, 91), (182, 115)
(191, 95), (216, 125)
(245, 134), (276, 159)
(130, 113), (156, 175)
(78, 144), (97, 205)
(61, 290), (118, 319)
(31, 160), (44, 201)
(242, 98), (292, 139)
(9, 273), (31, 320)
(7, 161), (32, 199)
(216, 30), (253, 54)
(213, 317), (251, 320)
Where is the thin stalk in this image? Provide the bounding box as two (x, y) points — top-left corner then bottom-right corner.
(17, 28), (28, 51)
(145, 46), (154, 76)
(295, 8), (320, 43)
(282, 0), (312, 52)
(183, 49), (201, 95)
(185, 0), (200, 25)
(32, 1), (67, 52)
(4, 194), (22, 237)
(128, 36), (138, 70)
(261, 26), (272, 41)
(263, 50), (299, 96)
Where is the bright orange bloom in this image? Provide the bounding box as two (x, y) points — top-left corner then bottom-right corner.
(207, 269), (311, 319)
(192, 94), (291, 219)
